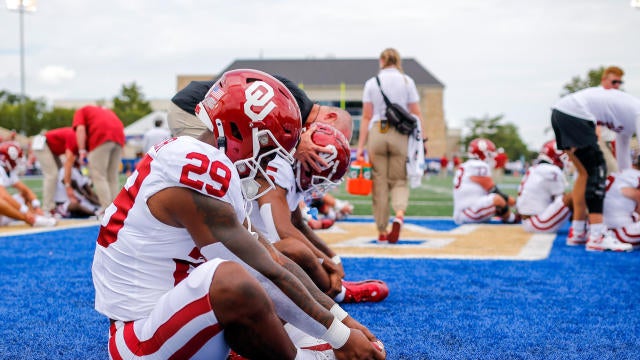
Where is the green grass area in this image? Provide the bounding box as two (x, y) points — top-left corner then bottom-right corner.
(330, 173), (522, 217)
(18, 173), (523, 217)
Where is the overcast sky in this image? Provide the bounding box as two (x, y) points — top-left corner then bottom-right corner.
(1, 0), (639, 149)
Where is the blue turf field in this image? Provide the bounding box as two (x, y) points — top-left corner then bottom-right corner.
(1, 219), (639, 359)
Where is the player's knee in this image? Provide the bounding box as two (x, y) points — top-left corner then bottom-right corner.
(210, 262), (273, 324)
(492, 194), (507, 208)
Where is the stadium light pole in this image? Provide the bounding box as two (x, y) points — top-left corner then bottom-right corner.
(5, 0), (37, 135)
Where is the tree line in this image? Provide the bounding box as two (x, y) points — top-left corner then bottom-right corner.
(0, 82), (152, 136)
(1, 67), (607, 161)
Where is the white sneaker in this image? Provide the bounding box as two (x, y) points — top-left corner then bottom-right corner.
(566, 226), (588, 246)
(32, 215), (57, 228)
(586, 231), (633, 252)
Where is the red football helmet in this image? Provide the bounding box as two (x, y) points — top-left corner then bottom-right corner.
(467, 138), (497, 161)
(195, 69), (302, 199)
(538, 140), (566, 168)
(0, 141), (23, 171)
(295, 123), (351, 199)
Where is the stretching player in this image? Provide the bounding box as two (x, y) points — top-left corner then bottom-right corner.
(0, 142), (57, 228)
(52, 161), (100, 218)
(516, 140), (572, 233)
(551, 86), (640, 250)
(249, 123), (389, 303)
(600, 151), (639, 251)
(453, 138), (517, 225)
(92, 70), (384, 360)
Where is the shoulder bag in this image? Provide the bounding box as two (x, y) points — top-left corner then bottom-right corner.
(375, 76), (417, 135)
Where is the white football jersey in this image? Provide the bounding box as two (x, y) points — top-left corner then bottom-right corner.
(453, 159), (492, 217)
(516, 162), (567, 215)
(92, 136), (245, 321)
(0, 167), (19, 187)
(603, 168), (640, 229)
(248, 156), (303, 243)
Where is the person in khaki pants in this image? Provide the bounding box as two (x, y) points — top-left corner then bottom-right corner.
(356, 48), (426, 243)
(32, 127), (79, 215)
(72, 105), (125, 212)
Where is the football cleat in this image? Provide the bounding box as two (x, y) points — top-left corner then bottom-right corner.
(227, 350), (248, 360)
(378, 233), (388, 242)
(320, 218), (335, 229)
(566, 226), (588, 246)
(342, 280), (389, 303)
(586, 231), (633, 252)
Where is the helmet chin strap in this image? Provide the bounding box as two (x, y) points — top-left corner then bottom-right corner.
(214, 119), (227, 152)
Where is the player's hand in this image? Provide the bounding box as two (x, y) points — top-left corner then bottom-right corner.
(294, 127), (330, 172)
(355, 148), (365, 162)
(322, 258), (343, 297)
(335, 262), (345, 279)
(343, 316), (377, 341)
(334, 329), (385, 360)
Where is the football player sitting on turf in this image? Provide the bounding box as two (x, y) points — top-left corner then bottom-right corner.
(53, 160), (101, 218)
(249, 123), (389, 303)
(516, 140), (573, 233)
(452, 138), (518, 225)
(92, 70), (385, 360)
(0, 142), (57, 228)
(302, 193), (354, 230)
(598, 151), (639, 252)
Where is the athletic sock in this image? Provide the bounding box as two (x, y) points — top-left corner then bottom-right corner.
(572, 220), (587, 235)
(590, 223), (605, 237)
(333, 286), (346, 302)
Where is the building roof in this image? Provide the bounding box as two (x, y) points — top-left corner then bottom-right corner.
(219, 58), (444, 87)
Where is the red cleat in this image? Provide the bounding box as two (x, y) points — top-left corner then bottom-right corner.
(342, 280), (389, 303)
(321, 218), (335, 229)
(227, 350), (248, 360)
(378, 233), (388, 242)
(387, 217), (403, 243)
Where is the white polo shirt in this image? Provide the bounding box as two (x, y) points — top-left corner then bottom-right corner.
(362, 67), (420, 129)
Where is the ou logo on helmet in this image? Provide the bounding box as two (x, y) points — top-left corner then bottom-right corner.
(318, 145), (338, 171)
(244, 81), (276, 122)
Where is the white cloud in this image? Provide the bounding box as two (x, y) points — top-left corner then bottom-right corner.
(38, 66), (76, 85)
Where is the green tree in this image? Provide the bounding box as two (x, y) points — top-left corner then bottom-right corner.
(0, 90), (49, 135)
(561, 66), (604, 96)
(39, 107), (76, 131)
(462, 114), (534, 160)
(112, 82), (153, 126)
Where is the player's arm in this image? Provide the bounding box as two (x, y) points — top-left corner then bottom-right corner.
(470, 175), (495, 191)
(148, 187), (381, 358)
(291, 206), (345, 277)
(75, 124), (88, 163)
(620, 187), (640, 204)
(257, 185), (343, 293)
(12, 181), (40, 212)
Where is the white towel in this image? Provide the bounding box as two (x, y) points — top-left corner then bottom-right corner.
(406, 117), (425, 188)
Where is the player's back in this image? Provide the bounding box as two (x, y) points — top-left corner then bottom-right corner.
(516, 163), (566, 215)
(453, 159), (491, 213)
(604, 168), (640, 229)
